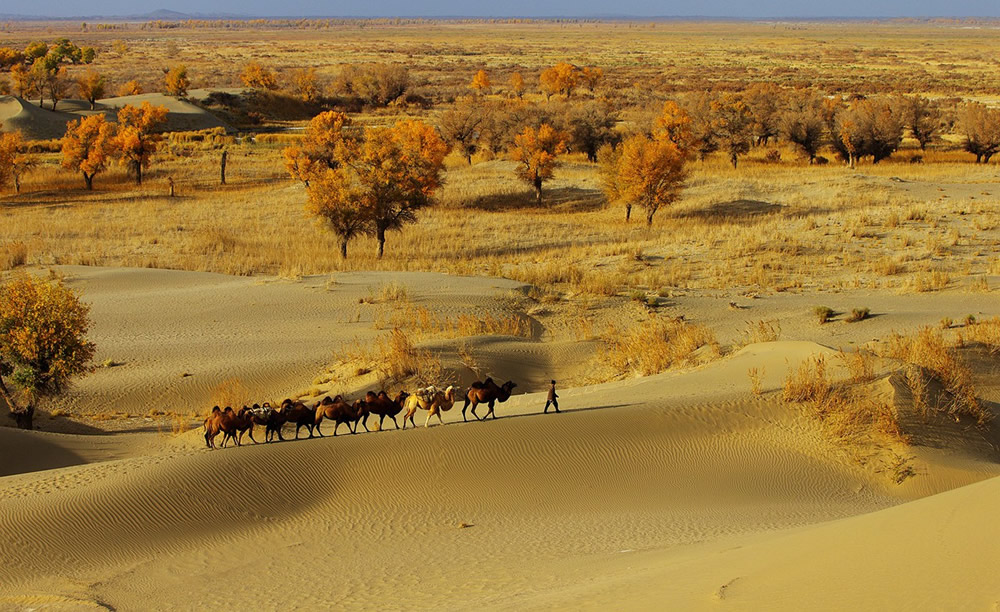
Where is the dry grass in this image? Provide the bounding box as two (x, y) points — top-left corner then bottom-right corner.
(877, 328), (991, 425)
(0, 241), (28, 271)
(602, 315), (719, 377)
(740, 319), (780, 346)
(782, 354), (909, 478)
(340, 328), (446, 387)
(209, 377), (251, 411)
(374, 303), (532, 339)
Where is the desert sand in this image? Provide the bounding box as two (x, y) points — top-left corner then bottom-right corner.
(0, 93), (232, 139)
(1, 266), (999, 610)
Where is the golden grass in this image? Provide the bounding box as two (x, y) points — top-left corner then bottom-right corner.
(209, 377), (251, 411)
(877, 328), (991, 425)
(0, 241), (27, 270)
(375, 303), (533, 339)
(602, 315), (719, 377)
(340, 328), (446, 387)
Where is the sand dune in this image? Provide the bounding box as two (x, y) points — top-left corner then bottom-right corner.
(2, 267), (999, 609)
(0, 92), (232, 140)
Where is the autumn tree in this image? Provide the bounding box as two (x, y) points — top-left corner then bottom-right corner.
(44, 65), (70, 111)
(241, 61), (278, 90)
(835, 98), (904, 166)
(509, 123), (567, 205)
(283, 111), (353, 185)
(61, 115), (117, 190)
(9, 63), (32, 98)
(438, 97), (485, 164)
(118, 79), (143, 96)
(681, 92), (719, 161)
(539, 63), (579, 100)
(958, 102), (1000, 164)
(781, 90), (826, 163)
(469, 69), (491, 95)
(364, 120), (449, 257)
(0, 129), (35, 194)
(743, 82), (783, 146)
(289, 67), (320, 102)
(603, 134), (687, 225)
(336, 63), (409, 106)
(563, 101), (618, 162)
(28, 58), (49, 106)
(654, 100), (695, 157)
(76, 69), (106, 110)
(302, 119), (448, 258)
(305, 168), (369, 259)
(116, 102), (168, 185)
(164, 64), (190, 96)
(580, 66), (603, 92)
(902, 95), (940, 150)
(711, 94), (755, 168)
(509, 72), (525, 99)
(23, 41), (47, 62)
(0, 47), (25, 69)
(0, 274), (95, 429)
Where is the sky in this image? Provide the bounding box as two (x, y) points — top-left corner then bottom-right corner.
(6, 0), (1000, 18)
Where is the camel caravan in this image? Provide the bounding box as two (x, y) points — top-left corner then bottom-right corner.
(203, 378), (518, 449)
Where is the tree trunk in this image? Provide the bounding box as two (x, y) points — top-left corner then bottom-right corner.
(534, 176), (542, 206)
(0, 375), (32, 430)
(14, 174), (20, 194)
(52, 98), (58, 111)
(90, 99), (96, 110)
(730, 152), (738, 168)
(83, 172), (94, 190)
(133, 160), (142, 185)
(376, 225), (386, 259)
(625, 203), (632, 222)
(340, 238), (348, 259)
(220, 150), (228, 185)
(646, 210), (655, 226)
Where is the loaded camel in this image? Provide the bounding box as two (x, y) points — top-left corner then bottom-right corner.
(280, 399), (316, 439)
(463, 378), (517, 421)
(403, 385), (458, 429)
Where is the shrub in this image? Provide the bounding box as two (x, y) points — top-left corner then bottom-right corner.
(814, 306), (834, 324)
(846, 307), (870, 323)
(602, 316), (719, 376)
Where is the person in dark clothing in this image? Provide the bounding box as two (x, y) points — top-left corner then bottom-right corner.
(544, 380), (560, 413)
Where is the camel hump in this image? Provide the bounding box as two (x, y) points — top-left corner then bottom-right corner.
(470, 380), (486, 389)
(211, 406), (221, 413)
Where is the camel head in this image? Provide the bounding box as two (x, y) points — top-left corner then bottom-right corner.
(395, 390), (410, 405)
(502, 381), (518, 392)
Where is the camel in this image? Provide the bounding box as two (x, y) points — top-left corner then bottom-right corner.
(243, 403), (274, 444)
(280, 399), (316, 439)
(462, 378), (517, 421)
(403, 385), (458, 429)
(203, 406), (224, 448)
(220, 407), (255, 448)
(314, 395), (366, 436)
(360, 390), (409, 431)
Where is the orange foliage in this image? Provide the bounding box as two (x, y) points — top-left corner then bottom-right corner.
(509, 123), (568, 205)
(0, 274), (95, 404)
(164, 64), (190, 96)
(116, 102), (168, 185)
(117, 79), (143, 96)
(75, 69), (106, 110)
(539, 62), (579, 99)
(469, 69), (491, 93)
(289, 67), (320, 102)
(61, 115), (117, 190)
(606, 134), (688, 225)
(240, 61), (278, 90)
(508, 72), (525, 99)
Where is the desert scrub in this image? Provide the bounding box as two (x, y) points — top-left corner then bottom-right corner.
(877, 328), (990, 425)
(846, 307), (870, 323)
(814, 306), (834, 324)
(602, 315), (719, 377)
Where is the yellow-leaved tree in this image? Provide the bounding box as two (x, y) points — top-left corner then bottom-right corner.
(241, 62), (278, 90)
(61, 114), (117, 190)
(0, 274), (95, 429)
(302, 119), (448, 259)
(283, 110), (352, 185)
(0, 128), (35, 194)
(509, 123), (567, 206)
(164, 64), (190, 96)
(508, 72), (525, 99)
(602, 101), (691, 224)
(76, 69), (106, 110)
(539, 62), (579, 100)
(469, 69), (491, 95)
(116, 102), (168, 185)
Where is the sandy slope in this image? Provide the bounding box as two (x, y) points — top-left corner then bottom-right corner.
(2, 267), (999, 610)
(0, 93), (231, 140)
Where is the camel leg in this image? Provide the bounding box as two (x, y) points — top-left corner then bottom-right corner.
(379, 415), (386, 430)
(436, 410), (444, 426)
(315, 419), (324, 437)
(470, 402), (479, 421)
(333, 421), (340, 436)
(248, 424), (258, 444)
(391, 416), (400, 430)
(424, 411), (432, 428)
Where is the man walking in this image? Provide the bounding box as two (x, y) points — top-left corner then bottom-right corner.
(544, 380), (560, 414)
